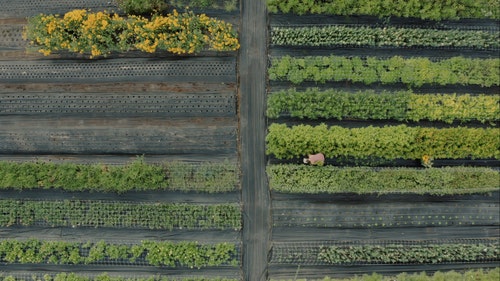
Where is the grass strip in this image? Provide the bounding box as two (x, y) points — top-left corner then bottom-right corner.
(0, 239), (239, 268)
(267, 164), (500, 194)
(267, 88), (499, 124)
(271, 26), (500, 49)
(0, 158), (238, 193)
(0, 200), (241, 230)
(266, 123), (500, 160)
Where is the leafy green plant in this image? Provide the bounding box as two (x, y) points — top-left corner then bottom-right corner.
(0, 158), (238, 193)
(267, 164), (500, 194)
(23, 9), (239, 58)
(168, 0), (238, 11)
(271, 26), (500, 49)
(1, 273), (238, 281)
(266, 0), (500, 20)
(266, 123), (500, 160)
(267, 88), (499, 124)
(0, 239), (238, 268)
(0, 200), (241, 230)
(318, 243), (499, 264)
(116, 0), (168, 15)
(268, 55), (500, 87)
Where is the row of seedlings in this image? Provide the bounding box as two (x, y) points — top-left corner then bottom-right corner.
(265, 0), (500, 278)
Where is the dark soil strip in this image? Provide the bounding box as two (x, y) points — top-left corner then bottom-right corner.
(0, 57), (236, 84)
(239, 0), (271, 280)
(0, 226), (240, 243)
(268, 264), (500, 279)
(0, 265), (240, 279)
(0, 190), (239, 203)
(272, 226), (500, 242)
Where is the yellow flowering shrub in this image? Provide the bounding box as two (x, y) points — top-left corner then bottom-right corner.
(24, 9), (239, 58)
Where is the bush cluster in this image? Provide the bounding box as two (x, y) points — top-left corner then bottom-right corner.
(0, 159), (238, 193)
(1, 273), (237, 281)
(0, 200), (241, 230)
(267, 88), (500, 124)
(266, 123), (500, 160)
(318, 243), (499, 264)
(0, 239), (238, 268)
(24, 9), (240, 58)
(271, 26), (500, 49)
(269, 55), (500, 87)
(266, 0), (500, 20)
(267, 164), (500, 194)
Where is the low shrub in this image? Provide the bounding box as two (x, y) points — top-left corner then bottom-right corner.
(24, 9), (239, 58)
(1, 273), (238, 281)
(0, 158), (238, 193)
(268, 55), (500, 87)
(266, 123), (500, 160)
(116, 0), (168, 14)
(266, 0), (500, 20)
(0, 200), (241, 230)
(0, 239), (239, 268)
(267, 88), (500, 124)
(271, 26), (500, 49)
(267, 164), (500, 194)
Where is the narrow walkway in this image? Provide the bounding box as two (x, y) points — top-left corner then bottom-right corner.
(239, 0), (270, 280)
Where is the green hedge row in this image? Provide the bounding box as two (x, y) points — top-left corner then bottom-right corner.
(0, 159), (238, 193)
(271, 26), (500, 49)
(116, 0), (238, 14)
(272, 268), (500, 281)
(267, 88), (500, 124)
(268, 55), (500, 87)
(0, 239), (238, 268)
(266, 123), (500, 160)
(1, 273), (237, 281)
(0, 200), (241, 230)
(267, 164), (500, 194)
(318, 243), (499, 264)
(266, 0), (500, 20)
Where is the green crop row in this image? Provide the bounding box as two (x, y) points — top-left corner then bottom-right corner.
(268, 55), (500, 87)
(318, 243), (499, 264)
(0, 200), (241, 230)
(266, 123), (500, 160)
(116, 0), (238, 14)
(267, 164), (500, 194)
(0, 239), (238, 268)
(266, 0), (500, 20)
(271, 268), (500, 281)
(0, 158), (238, 193)
(1, 273), (237, 281)
(271, 26), (500, 49)
(267, 88), (500, 124)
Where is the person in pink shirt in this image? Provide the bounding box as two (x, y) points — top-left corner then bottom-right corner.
(303, 152), (325, 166)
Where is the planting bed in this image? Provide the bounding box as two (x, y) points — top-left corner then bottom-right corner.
(266, 2), (500, 279)
(0, 0), (242, 279)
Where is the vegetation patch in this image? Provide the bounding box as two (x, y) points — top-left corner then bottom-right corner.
(0, 239), (239, 268)
(0, 159), (238, 193)
(266, 123), (500, 160)
(24, 9), (240, 58)
(1, 273), (237, 281)
(267, 164), (500, 194)
(271, 26), (499, 49)
(268, 55), (500, 87)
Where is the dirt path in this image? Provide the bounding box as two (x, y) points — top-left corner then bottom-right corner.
(239, 0), (270, 280)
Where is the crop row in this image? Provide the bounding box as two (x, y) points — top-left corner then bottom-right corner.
(266, 0), (500, 20)
(25, 9), (239, 58)
(0, 200), (241, 230)
(1, 273), (237, 281)
(0, 158), (238, 193)
(267, 165), (500, 194)
(271, 26), (499, 49)
(0, 239), (238, 268)
(117, 0), (238, 14)
(318, 243), (499, 264)
(267, 88), (499, 123)
(266, 123), (500, 160)
(269, 55), (500, 87)
(271, 268), (500, 281)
